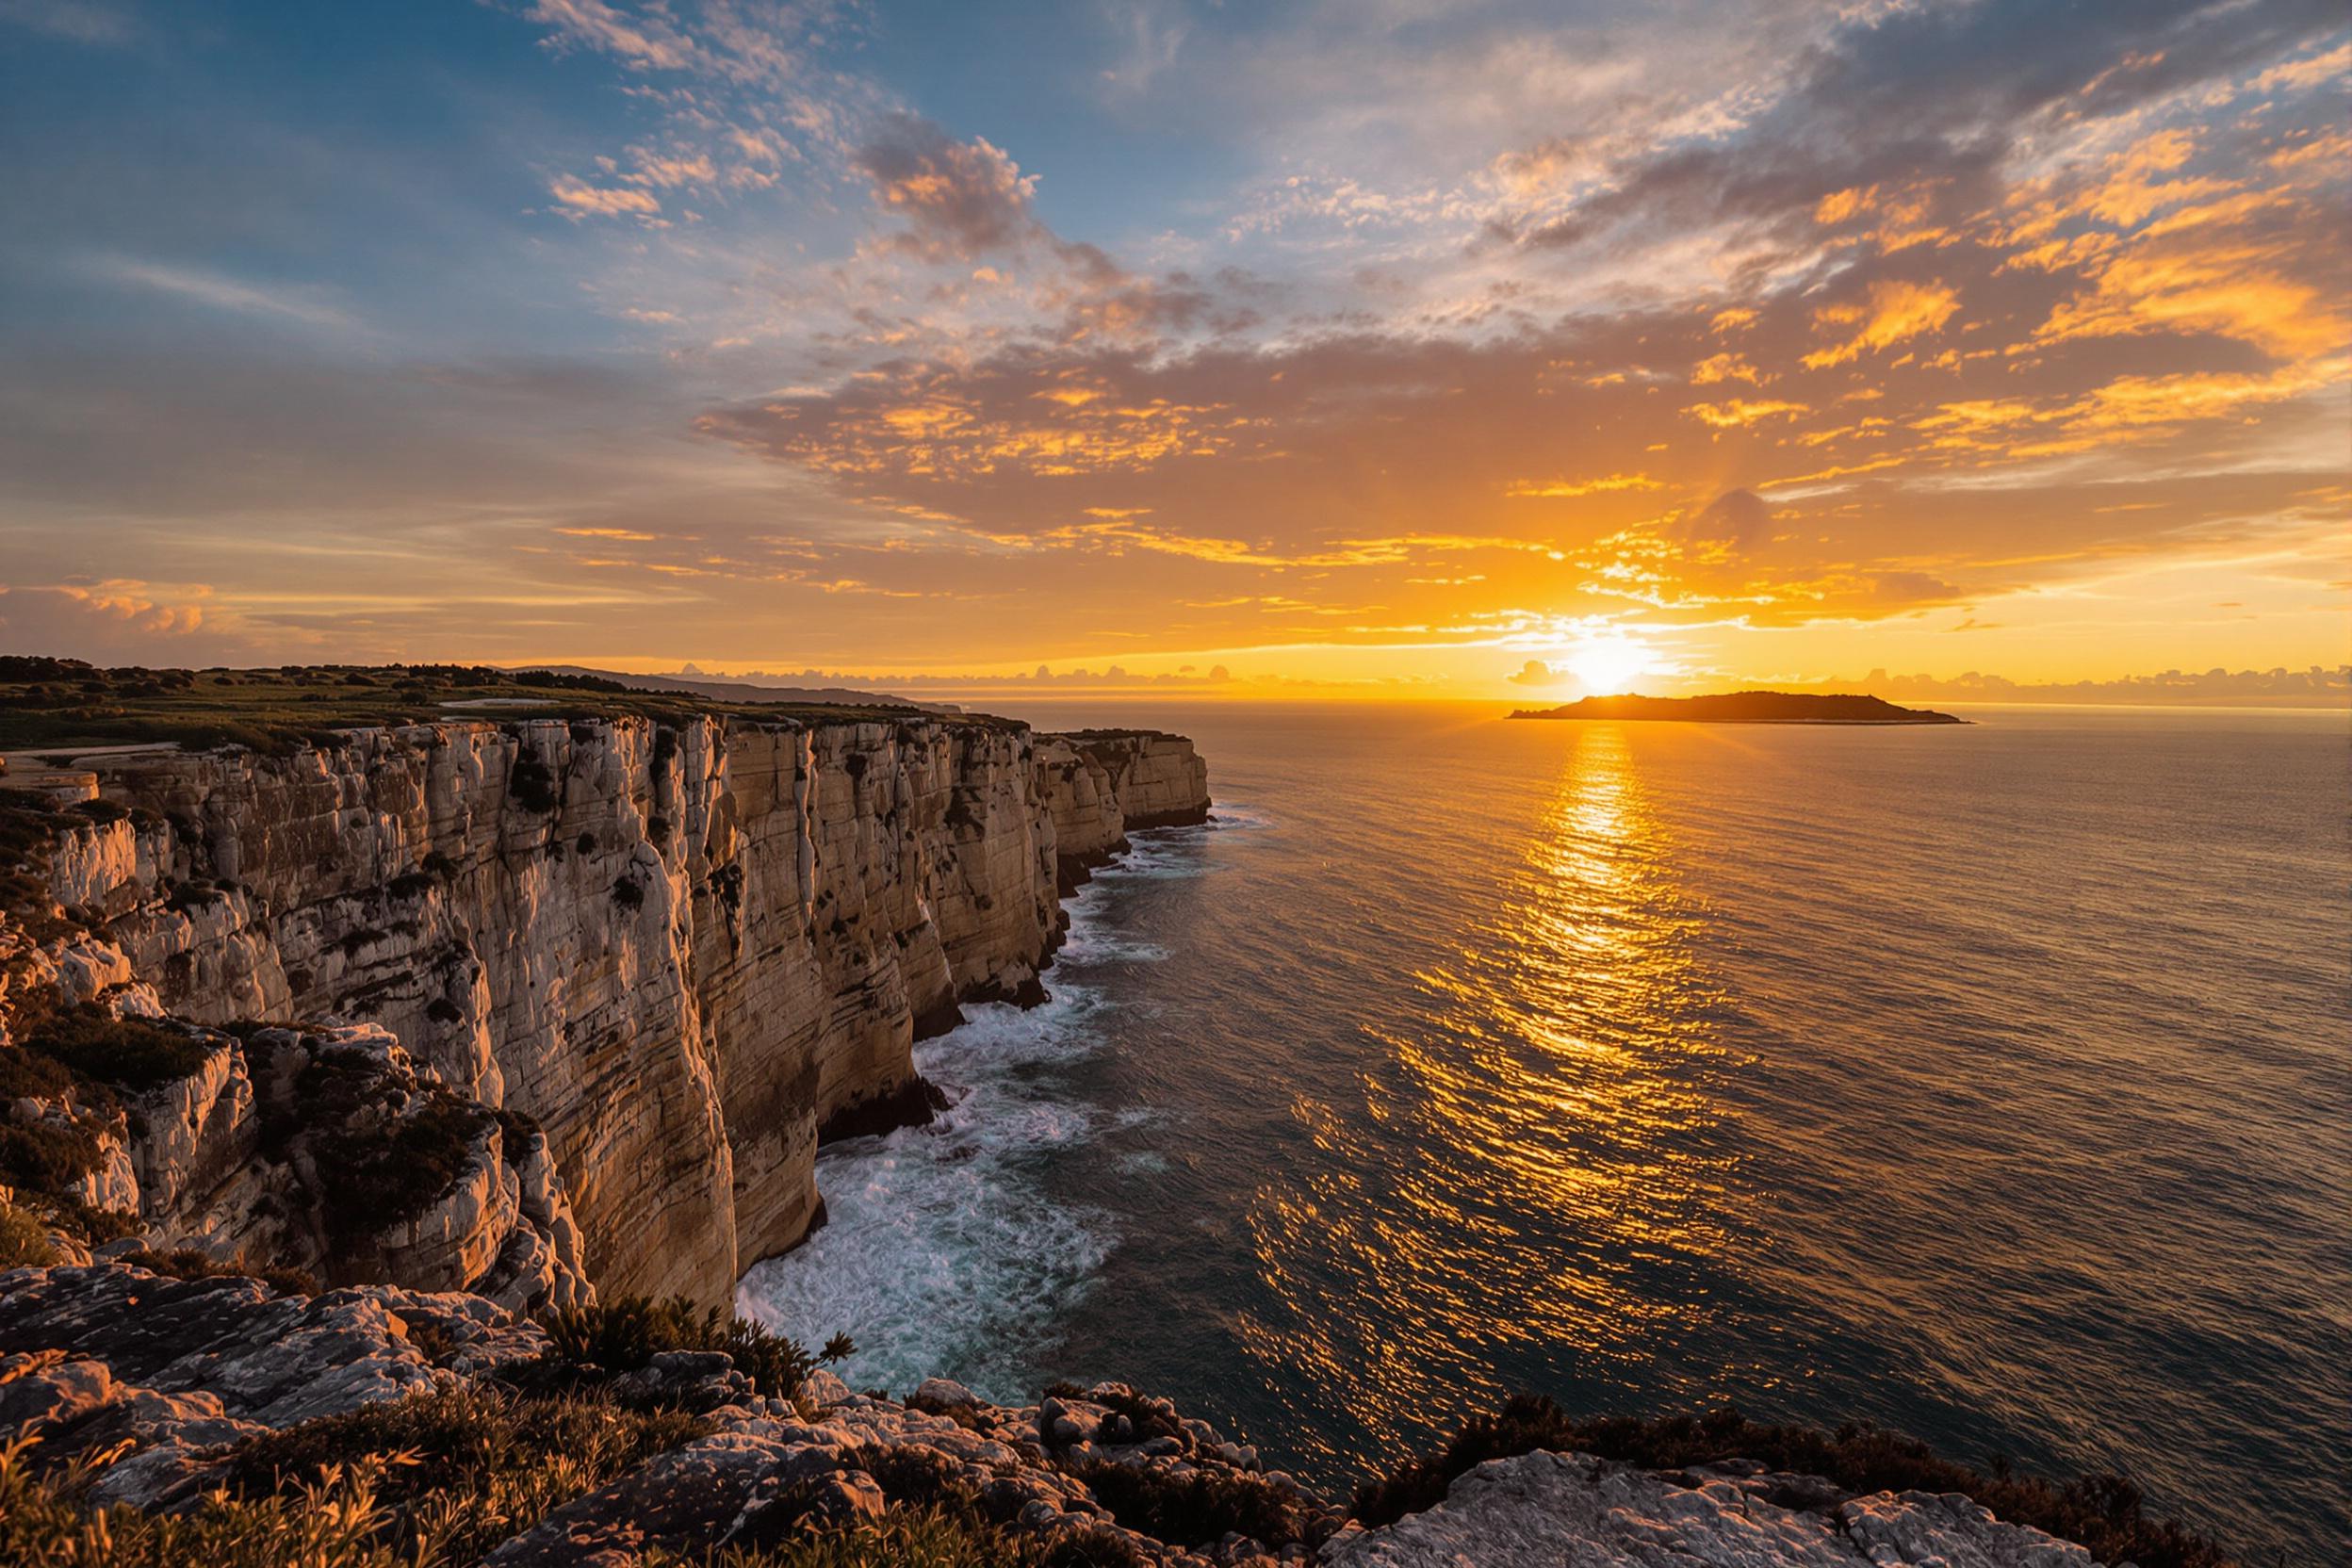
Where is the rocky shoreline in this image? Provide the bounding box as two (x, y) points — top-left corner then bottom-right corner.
(0, 1259), (2148, 1568)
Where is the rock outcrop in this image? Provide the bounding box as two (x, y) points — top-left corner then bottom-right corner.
(1320, 1449), (2098, 1568)
(0, 1263), (2128, 1568)
(0, 711), (1210, 1310)
(0, 1262), (546, 1508)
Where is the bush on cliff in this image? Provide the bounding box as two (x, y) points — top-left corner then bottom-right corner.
(643, 1508), (1150, 1568)
(1063, 1458), (1310, 1552)
(1349, 1396), (2233, 1568)
(530, 1294), (854, 1401)
(222, 1384), (708, 1565)
(24, 1005), (215, 1090)
(0, 1199), (59, 1267)
(116, 1246), (318, 1298)
(0, 1429), (414, 1568)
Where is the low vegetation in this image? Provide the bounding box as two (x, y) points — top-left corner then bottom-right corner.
(0, 1431), (416, 1568)
(1351, 1396), (2233, 1568)
(0, 661), (982, 758)
(113, 1246), (318, 1298)
(1063, 1458), (1311, 1552)
(22, 1005), (216, 1090)
(528, 1293), (856, 1402)
(220, 1385), (709, 1565)
(0, 1197), (58, 1267)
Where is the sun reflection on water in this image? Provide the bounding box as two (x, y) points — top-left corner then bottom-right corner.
(1234, 727), (1745, 1469)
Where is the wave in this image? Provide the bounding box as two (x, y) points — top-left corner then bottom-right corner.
(735, 815), (1238, 1398)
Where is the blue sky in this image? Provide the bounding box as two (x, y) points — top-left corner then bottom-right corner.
(1, 0), (2345, 695)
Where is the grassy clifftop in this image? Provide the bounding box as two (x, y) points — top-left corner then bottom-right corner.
(0, 659), (1009, 757)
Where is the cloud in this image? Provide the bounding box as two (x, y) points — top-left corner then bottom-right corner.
(1801, 280), (1960, 369)
(1686, 398), (1809, 429)
(0, 581), (267, 664)
(547, 176), (663, 220)
(97, 258), (363, 333)
(1509, 659), (1563, 686)
(525, 0), (695, 71)
(0, 0), (137, 44)
(854, 114), (1041, 262)
(1507, 474), (1658, 499)
(1678, 490), (1775, 551)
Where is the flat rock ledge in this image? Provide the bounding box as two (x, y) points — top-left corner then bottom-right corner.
(1322, 1449), (2098, 1568)
(2, 1263), (2108, 1568)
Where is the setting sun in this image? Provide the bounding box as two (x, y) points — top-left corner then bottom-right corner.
(1566, 635), (1654, 695)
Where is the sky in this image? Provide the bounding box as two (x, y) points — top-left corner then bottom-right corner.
(0, 0), (2345, 700)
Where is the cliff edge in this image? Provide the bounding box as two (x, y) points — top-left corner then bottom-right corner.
(0, 662), (1210, 1313)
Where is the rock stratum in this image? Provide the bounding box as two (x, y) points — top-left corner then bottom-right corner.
(0, 1261), (2152, 1568)
(0, 666), (1207, 1315)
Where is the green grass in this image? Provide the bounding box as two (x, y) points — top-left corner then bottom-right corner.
(1350, 1396), (2233, 1568)
(0, 661), (1004, 757)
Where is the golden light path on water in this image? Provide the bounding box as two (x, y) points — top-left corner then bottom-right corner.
(1234, 727), (1746, 1470)
(748, 703), (2349, 1561)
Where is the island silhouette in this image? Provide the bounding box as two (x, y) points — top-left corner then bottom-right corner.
(1511, 692), (1966, 725)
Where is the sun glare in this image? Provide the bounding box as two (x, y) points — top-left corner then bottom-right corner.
(1567, 635), (1651, 695)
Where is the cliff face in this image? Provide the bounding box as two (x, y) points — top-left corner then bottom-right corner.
(0, 712), (1208, 1311)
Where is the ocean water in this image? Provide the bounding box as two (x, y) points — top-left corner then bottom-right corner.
(738, 701), (2351, 1560)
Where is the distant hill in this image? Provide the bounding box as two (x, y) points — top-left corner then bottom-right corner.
(1510, 692), (1965, 725)
(523, 665), (956, 713)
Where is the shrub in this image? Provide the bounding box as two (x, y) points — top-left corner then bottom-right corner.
(0, 1200), (58, 1268)
(116, 1246), (316, 1298)
(491, 1108), (540, 1166)
(531, 1295), (850, 1401)
(0, 1430), (412, 1568)
(649, 1507), (1150, 1568)
(0, 1121), (105, 1191)
(0, 1048), (74, 1101)
(24, 1005), (213, 1090)
(1348, 1396), (2234, 1568)
(508, 751), (561, 813)
(1064, 1459), (1307, 1551)
(310, 1092), (492, 1246)
(222, 1384), (708, 1565)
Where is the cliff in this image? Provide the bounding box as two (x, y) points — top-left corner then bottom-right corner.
(0, 670), (1209, 1314)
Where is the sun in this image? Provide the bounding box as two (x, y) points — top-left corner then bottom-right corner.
(1565, 634), (1651, 694)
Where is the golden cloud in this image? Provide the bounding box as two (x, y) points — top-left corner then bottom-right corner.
(1801, 280), (1960, 368)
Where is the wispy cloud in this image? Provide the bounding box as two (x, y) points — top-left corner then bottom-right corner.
(95, 257), (366, 332)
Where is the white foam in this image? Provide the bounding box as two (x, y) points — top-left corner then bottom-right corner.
(737, 825), (1218, 1399)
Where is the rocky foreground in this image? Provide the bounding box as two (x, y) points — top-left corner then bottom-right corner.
(0, 1261), (2144, 1568)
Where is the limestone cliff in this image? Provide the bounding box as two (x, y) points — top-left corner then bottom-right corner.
(0, 710), (1209, 1312)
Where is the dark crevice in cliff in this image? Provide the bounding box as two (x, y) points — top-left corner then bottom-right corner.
(815, 1073), (952, 1146)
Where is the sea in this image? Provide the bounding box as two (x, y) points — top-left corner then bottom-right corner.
(737, 700), (2351, 1562)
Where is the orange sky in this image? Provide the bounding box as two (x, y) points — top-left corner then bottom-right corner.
(0, 4), (2344, 700)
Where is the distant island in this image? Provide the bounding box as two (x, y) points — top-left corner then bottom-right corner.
(1511, 692), (1966, 725)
